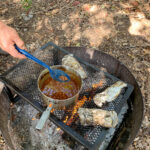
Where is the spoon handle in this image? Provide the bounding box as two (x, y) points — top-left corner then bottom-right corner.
(15, 44), (54, 75)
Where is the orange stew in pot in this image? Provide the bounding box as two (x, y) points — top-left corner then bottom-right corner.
(41, 72), (80, 100)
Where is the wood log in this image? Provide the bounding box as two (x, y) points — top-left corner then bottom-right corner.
(78, 108), (118, 128)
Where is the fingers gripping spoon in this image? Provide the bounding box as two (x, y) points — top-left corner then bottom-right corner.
(15, 45), (70, 82)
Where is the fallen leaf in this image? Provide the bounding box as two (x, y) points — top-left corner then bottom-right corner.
(130, 0), (139, 7)
(142, 61), (150, 67)
(51, 9), (59, 15)
(124, 8), (131, 13)
(128, 53), (135, 59)
(111, 6), (116, 11)
(45, 12), (51, 16)
(101, 5), (105, 9)
(76, 43), (80, 46)
(72, 1), (80, 6)
(123, 43), (128, 46)
(82, 4), (90, 11)
(143, 49), (150, 55)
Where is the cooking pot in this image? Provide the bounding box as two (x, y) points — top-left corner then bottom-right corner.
(36, 65), (82, 130)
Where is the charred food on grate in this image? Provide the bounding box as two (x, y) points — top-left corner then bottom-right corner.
(62, 54), (87, 79)
(93, 81), (127, 107)
(78, 108), (118, 128)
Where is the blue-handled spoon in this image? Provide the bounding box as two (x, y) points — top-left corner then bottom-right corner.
(15, 44), (70, 82)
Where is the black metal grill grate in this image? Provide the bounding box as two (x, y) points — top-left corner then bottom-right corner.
(0, 42), (134, 150)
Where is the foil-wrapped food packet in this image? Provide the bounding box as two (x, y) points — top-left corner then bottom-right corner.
(62, 54), (87, 79)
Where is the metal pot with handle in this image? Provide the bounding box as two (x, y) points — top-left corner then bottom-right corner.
(36, 65), (82, 130)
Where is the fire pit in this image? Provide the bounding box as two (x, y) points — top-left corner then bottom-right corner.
(0, 42), (144, 150)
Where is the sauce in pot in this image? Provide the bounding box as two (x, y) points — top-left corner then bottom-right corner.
(40, 69), (81, 100)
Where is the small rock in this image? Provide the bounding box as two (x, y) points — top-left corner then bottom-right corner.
(134, 62), (142, 71)
(134, 137), (139, 141)
(17, 106), (21, 112)
(28, 11), (33, 18)
(22, 15), (30, 21)
(136, 12), (145, 19)
(143, 116), (150, 127)
(24, 28), (28, 32)
(123, 43), (128, 46)
(49, 127), (54, 135)
(140, 143), (145, 149)
(21, 11), (33, 21)
(57, 146), (65, 150)
(118, 21), (124, 25)
(28, 14), (33, 19)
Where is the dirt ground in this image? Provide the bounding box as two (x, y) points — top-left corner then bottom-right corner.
(0, 0), (150, 150)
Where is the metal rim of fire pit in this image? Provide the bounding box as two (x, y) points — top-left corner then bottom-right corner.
(0, 42), (144, 150)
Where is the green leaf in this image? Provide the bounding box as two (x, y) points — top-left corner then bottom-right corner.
(21, 0), (32, 11)
(76, 43), (80, 46)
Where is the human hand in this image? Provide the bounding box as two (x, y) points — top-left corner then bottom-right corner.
(0, 21), (26, 59)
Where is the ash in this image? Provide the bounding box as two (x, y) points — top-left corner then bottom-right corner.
(13, 101), (72, 150)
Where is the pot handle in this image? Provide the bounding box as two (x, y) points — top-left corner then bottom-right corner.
(36, 103), (53, 130)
